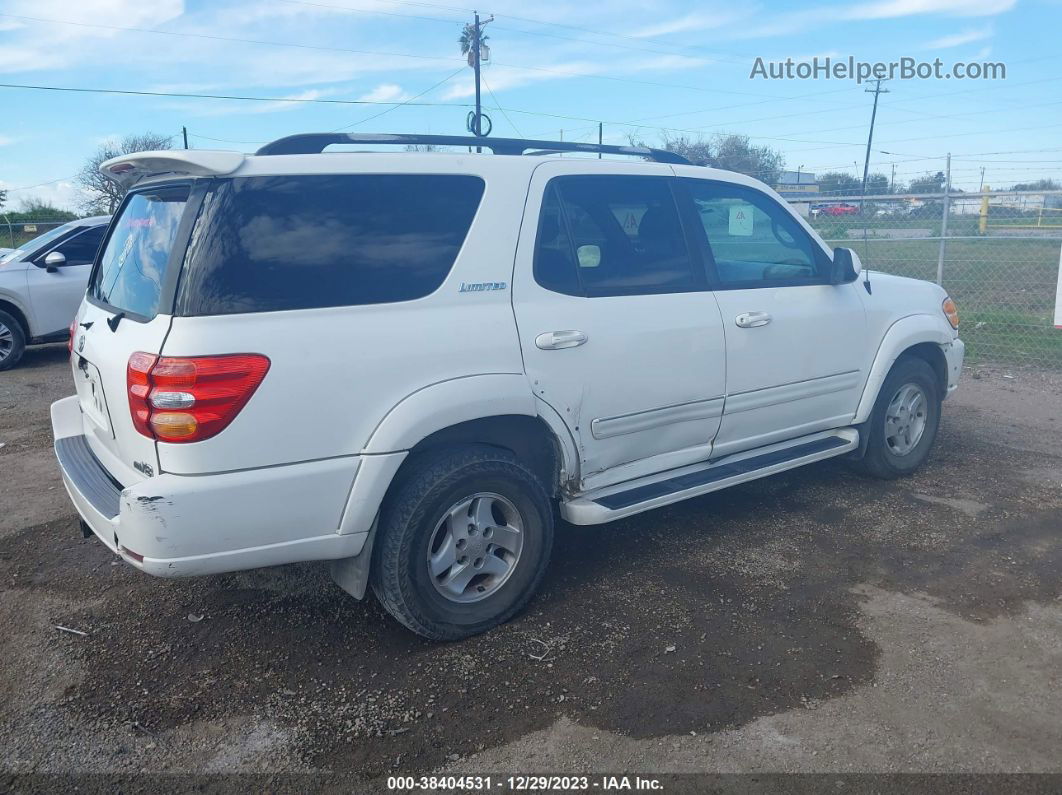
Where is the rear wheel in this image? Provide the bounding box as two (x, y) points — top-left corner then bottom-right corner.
(855, 355), (941, 479)
(0, 310), (26, 371)
(371, 445), (554, 640)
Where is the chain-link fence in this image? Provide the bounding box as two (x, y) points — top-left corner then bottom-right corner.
(789, 190), (1062, 369)
(0, 218), (70, 251)
(6, 197), (1061, 368)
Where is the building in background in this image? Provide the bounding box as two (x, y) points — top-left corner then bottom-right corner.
(775, 170), (818, 216)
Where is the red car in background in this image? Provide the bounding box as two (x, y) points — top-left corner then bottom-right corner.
(816, 203), (859, 216)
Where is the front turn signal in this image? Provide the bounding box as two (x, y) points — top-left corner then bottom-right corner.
(942, 297), (959, 329)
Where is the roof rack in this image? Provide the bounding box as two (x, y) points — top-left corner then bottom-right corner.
(254, 133), (690, 164)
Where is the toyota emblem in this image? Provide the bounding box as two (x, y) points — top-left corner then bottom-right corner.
(78, 335), (85, 353)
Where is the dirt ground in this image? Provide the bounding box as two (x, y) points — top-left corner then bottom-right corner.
(1, 344), (1060, 789)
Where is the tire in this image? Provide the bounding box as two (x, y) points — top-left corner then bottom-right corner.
(371, 445), (554, 641)
(0, 310), (27, 371)
(855, 355), (941, 479)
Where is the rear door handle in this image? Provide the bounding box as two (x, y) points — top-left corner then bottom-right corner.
(735, 312), (772, 328)
(535, 330), (588, 350)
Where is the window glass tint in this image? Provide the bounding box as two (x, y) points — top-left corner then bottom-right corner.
(533, 185), (580, 295)
(686, 180), (822, 286)
(177, 174), (484, 315)
(89, 186), (190, 318)
(534, 175), (697, 297)
(53, 226), (106, 266)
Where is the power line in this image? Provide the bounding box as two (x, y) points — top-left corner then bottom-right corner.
(0, 9), (808, 103)
(482, 75), (523, 137)
(0, 82), (470, 109)
(0, 12), (461, 66)
(277, 0), (757, 64)
(333, 66), (466, 131)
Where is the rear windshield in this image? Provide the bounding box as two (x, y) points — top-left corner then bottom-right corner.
(175, 174), (485, 315)
(89, 185), (189, 318)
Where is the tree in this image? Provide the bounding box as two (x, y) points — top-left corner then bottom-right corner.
(14, 198), (76, 222)
(458, 23), (489, 65)
(77, 132), (172, 215)
(632, 133), (784, 184)
(817, 172), (861, 196)
(864, 172), (890, 195)
(1009, 178), (1060, 191)
(711, 134), (784, 184)
(908, 171), (946, 194)
(657, 134), (713, 166)
(0, 187), (6, 211)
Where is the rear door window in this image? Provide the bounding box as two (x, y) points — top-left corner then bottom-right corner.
(533, 175), (700, 297)
(176, 174), (485, 315)
(89, 185), (190, 318)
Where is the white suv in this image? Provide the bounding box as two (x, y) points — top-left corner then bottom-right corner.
(51, 134), (964, 640)
(0, 216), (110, 369)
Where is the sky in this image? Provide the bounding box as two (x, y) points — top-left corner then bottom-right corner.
(1, 0), (1061, 212)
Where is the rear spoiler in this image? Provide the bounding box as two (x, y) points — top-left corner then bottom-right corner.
(99, 150), (245, 188)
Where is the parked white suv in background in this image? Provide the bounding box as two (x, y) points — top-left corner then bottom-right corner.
(0, 216), (110, 369)
(51, 134), (964, 640)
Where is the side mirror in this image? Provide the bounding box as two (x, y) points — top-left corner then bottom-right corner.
(830, 247), (860, 285)
(43, 251), (66, 273)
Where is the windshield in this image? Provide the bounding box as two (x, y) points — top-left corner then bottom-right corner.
(88, 185), (189, 318)
(0, 221), (78, 263)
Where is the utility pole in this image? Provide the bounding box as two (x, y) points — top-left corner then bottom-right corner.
(936, 152), (952, 286)
(466, 11), (492, 148)
(598, 122), (603, 159)
(890, 163), (896, 193)
(860, 79), (889, 210)
(979, 166), (986, 192)
(182, 126), (189, 149)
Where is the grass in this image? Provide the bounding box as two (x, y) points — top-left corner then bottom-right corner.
(817, 232), (1062, 369)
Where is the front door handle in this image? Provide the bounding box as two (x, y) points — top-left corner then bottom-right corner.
(735, 311), (772, 328)
(535, 330), (588, 350)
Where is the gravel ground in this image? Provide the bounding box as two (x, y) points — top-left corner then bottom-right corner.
(1, 343), (1060, 790)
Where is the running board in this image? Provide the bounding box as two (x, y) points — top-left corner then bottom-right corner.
(561, 429), (858, 525)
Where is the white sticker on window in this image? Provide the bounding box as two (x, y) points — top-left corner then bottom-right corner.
(728, 204), (754, 236)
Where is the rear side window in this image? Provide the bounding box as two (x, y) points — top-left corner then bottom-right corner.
(176, 174), (485, 315)
(533, 175), (698, 297)
(49, 226), (106, 267)
(89, 185), (190, 318)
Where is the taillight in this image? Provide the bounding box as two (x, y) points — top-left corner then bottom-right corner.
(127, 353), (270, 443)
(68, 319), (76, 354)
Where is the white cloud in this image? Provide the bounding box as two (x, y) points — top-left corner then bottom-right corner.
(628, 9), (749, 38)
(166, 88), (335, 117)
(0, 135), (17, 146)
(923, 26), (994, 48)
(0, 0), (186, 74)
(730, 0), (1016, 38)
(0, 179), (87, 212)
(847, 0), (1017, 19)
(358, 83), (409, 103)
(444, 54), (708, 100)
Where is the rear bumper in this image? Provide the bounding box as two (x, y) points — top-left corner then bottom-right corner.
(50, 395), (368, 577)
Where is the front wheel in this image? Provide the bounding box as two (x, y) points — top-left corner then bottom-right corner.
(0, 310), (26, 371)
(371, 445), (554, 640)
(855, 355), (941, 479)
